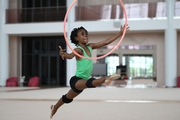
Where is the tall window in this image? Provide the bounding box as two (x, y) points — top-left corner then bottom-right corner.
(124, 3), (148, 18)
(175, 1), (180, 17)
(123, 55), (153, 78)
(105, 55), (119, 76)
(22, 36), (66, 86)
(156, 2), (166, 17)
(22, 0), (66, 8)
(21, 0), (66, 22)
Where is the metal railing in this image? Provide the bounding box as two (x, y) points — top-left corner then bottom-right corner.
(75, 2), (180, 21)
(6, 7), (66, 23)
(6, 2), (180, 23)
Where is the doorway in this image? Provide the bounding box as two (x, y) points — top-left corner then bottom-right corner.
(22, 36), (66, 86)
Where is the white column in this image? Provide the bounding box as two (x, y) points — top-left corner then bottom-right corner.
(66, 0), (77, 86)
(0, 0), (9, 86)
(165, 0), (177, 87)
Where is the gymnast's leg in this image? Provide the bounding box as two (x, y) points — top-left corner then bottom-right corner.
(75, 77), (108, 90)
(50, 76), (85, 119)
(50, 88), (81, 119)
(50, 76), (109, 118)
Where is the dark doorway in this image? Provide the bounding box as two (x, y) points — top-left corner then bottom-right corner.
(22, 36), (66, 86)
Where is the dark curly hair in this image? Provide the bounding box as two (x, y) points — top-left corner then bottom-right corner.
(70, 26), (88, 46)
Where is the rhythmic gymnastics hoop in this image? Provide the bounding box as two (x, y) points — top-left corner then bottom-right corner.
(63, 0), (128, 60)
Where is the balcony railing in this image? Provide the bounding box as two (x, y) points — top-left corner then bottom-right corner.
(6, 2), (180, 24)
(6, 7), (66, 23)
(75, 2), (180, 21)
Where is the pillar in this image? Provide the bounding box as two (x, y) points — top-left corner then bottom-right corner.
(66, 0), (77, 86)
(0, 0), (9, 86)
(165, 0), (177, 87)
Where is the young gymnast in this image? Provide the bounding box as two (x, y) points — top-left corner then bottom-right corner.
(50, 24), (129, 119)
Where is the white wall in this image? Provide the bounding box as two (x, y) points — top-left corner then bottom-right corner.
(89, 32), (165, 86)
(4, 0), (180, 87)
(4, 20), (167, 35)
(5, 18), (180, 87)
(4, 22), (64, 35)
(178, 32), (180, 76)
(5, 19), (180, 35)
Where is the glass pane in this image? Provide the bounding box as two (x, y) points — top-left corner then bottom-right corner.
(146, 56), (153, 77)
(22, 55), (33, 83)
(156, 2), (166, 17)
(34, 39), (40, 54)
(42, 0), (48, 7)
(127, 55), (153, 78)
(105, 55), (119, 76)
(42, 39), (48, 53)
(26, 0), (33, 8)
(50, 57), (57, 85)
(50, 39), (57, 53)
(175, 2), (180, 16)
(34, 55), (39, 76)
(26, 40), (33, 54)
(41, 56), (48, 85)
(35, 0), (41, 7)
(124, 3), (148, 18)
(58, 0), (66, 6)
(51, 0), (57, 7)
(101, 5), (111, 19)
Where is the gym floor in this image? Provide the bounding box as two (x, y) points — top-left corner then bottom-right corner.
(0, 86), (180, 120)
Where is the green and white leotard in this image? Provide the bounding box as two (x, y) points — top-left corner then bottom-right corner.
(75, 46), (93, 80)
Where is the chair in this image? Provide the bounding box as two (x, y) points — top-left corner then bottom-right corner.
(6, 77), (18, 87)
(28, 76), (40, 87)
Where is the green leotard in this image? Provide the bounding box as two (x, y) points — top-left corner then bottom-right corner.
(75, 46), (93, 80)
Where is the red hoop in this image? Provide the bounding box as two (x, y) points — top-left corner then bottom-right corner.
(63, 0), (128, 60)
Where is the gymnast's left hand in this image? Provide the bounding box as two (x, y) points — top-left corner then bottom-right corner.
(120, 24), (130, 34)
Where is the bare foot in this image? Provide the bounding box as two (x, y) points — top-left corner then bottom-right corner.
(105, 74), (120, 85)
(105, 77), (112, 85)
(50, 105), (57, 119)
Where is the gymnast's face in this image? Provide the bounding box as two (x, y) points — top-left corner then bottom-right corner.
(76, 29), (88, 45)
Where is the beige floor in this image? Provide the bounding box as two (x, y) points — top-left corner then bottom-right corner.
(0, 86), (180, 120)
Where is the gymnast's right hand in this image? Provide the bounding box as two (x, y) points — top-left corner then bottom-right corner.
(59, 46), (66, 60)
